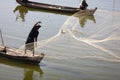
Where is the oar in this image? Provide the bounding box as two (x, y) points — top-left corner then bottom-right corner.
(0, 29), (4, 46)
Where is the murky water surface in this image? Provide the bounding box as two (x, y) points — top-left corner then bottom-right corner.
(0, 0), (120, 80)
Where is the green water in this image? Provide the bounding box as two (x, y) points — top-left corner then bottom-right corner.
(0, 0), (120, 80)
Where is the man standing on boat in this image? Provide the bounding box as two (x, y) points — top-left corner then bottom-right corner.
(25, 21), (41, 56)
(80, 0), (88, 10)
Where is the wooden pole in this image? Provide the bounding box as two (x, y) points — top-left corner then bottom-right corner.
(0, 29), (4, 46)
(113, 0), (115, 11)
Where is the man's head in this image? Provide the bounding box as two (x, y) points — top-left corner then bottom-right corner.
(36, 25), (41, 30)
(35, 21), (42, 30)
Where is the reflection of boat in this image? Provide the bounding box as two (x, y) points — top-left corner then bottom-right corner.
(14, 5), (72, 16)
(0, 58), (43, 74)
(0, 58), (43, 80)
(0, 45), (44, 65)
(16, 0), (97, 15)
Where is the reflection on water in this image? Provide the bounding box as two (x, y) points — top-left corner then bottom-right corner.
(13, 5), (96, 28)
(74, 14), (96, 27)
(13, 5), (28, 22)
(0, 58), (43, 80)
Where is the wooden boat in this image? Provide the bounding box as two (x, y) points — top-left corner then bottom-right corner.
(16, 0), (97, 15)
(0, 45), (44, 65)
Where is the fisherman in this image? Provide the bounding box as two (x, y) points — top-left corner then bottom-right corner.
(25, 21), (41, 56)
(80, 0), (88, 10)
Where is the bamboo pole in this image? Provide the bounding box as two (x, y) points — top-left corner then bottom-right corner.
(0, 29), (4, 46)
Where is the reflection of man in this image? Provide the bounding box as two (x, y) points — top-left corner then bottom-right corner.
(25, 21), (41, 56)
(23, 67), (43, 80)
(13, 5), (28, 22)
(23, 69), (33, 80)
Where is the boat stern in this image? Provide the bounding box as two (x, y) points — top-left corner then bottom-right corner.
(40, 53), (45, 60)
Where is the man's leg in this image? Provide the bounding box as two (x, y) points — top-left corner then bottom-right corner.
(33, 49), (34, 56)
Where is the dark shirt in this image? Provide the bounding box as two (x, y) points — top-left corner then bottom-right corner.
(82, 1), (88, 7)
(25, 29), (39, 44)
(80, 0), (88, 10)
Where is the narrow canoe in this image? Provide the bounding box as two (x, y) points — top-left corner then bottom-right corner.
(0, 45), (44, 65)
(16, 0), (97, 15)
